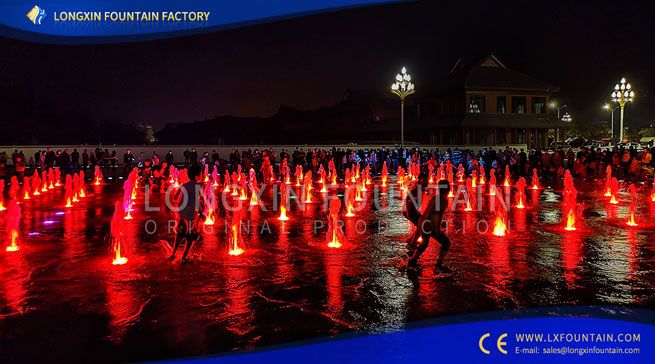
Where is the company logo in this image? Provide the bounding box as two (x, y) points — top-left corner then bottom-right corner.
(27, 5), (47, 25)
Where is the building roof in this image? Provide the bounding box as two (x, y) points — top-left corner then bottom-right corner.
(440, 54), (559, 94)
(461, 113), (571, 129)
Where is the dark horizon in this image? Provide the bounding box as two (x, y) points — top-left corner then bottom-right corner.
(1, 0), (654, 142)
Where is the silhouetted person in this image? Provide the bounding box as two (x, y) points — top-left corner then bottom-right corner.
(169, 165), (203, 264)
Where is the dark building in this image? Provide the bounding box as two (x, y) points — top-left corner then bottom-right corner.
(415, 54), (570, 149)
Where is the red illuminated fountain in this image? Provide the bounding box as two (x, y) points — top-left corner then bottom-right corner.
(604, 166), (612, 197)
(531, 168), (540, 190)
(447, 168), (455, 197)
(345, 186), (355, 217)
(563, 172), (578, 231)
(489, 168), (497, 196)
(327, 198), (344, 248)
(504, 165), (511, 187)
(64, 175), (74, 208)
(0, 180), (6, 211)
(229, 207), (245, 256)
(22, 177), (31, 200)
(464, 178), (474, 211)
(249, 169), (260, 206)
(94, 166), (103, 185)
(122, 179), (135, 219)
(203, 183), (216, 225)
(212, 166), (219, 187)
(31, 173), (41, 196)
(626, 184), (638, 227)
(471, 170), (477, 188)
(278, 183), (290, 221)
(456, 164), (464, 183)
(651, 175), (655, 202)
(41, 171), (48, 192)
(110, 201), (129, 264)
(492, 208), (507, 236)
(223, 170), (231, 193)
(4, 198), (21, 252)
(515, 177), (526, 209)
(381, 162), (388, 187)
(479, 168), (486, 184)
(303, 171), (313, 203)
(609, 177), (620, 204)
(427, 163), (435, 183)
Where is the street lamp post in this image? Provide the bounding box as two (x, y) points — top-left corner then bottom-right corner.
(603, 103), (618, 141)
(611, 77), (635, 143)
(391, 67), (415, 149)
(550, 102), (567, 142)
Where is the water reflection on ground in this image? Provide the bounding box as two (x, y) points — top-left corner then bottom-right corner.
(1, 176), (654, 363)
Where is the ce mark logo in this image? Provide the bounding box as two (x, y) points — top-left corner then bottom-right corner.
(479, 333), (507, 354)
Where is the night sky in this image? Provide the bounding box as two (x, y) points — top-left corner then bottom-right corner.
(1, 0), (654, 139)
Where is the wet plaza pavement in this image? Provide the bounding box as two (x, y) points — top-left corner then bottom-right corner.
(1, 175), (655, 363)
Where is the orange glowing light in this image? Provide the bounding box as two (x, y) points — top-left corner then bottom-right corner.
(345, 202), (355, 217)
(72, 194), (79, 202)
(205, 213), (215, 225)
(479, 176), (486, 184)
(516, 198), (525, 209)
(504, 180), (510, 187)
(23, 191), (30, 200)
(5, 231), (19, 252)
(131, 188), (137, 200)
(320, 183), (327, 193)
(493, 215), (506, 236)
(124, 210), (133, 220)
(41, 185), (48, 192)
(651, 193), (655, 202)
(33, 190), (40, 196)
(0, 202), (5, 211)
(65, 198), (73, 208)
(328, 229), (341, 248)
(626, 212), (638, 226)
(610, 195), (618, 204)
(229, 225), (245, 255)
(531, 183), (539, 190)
(79, 189), (86, 198)
(489, 186), (496, 196)
(564, 209), (576, 231)
(49, 181), (55, 189)
(250, 191), (259, 206)
(94, 179), (100, 186)
(231, 186), (239, 196)
(239, 188), (247, 201)
(55, 181), (61, 187)
(417, 236), (423, 243)
(464, 199), (472, 211)
(112, 242), (127, 265)
(278, 205), (289, 221)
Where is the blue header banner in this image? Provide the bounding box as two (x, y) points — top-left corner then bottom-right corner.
(152, 307), (654, 364)
(0, 0), (403, 44)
